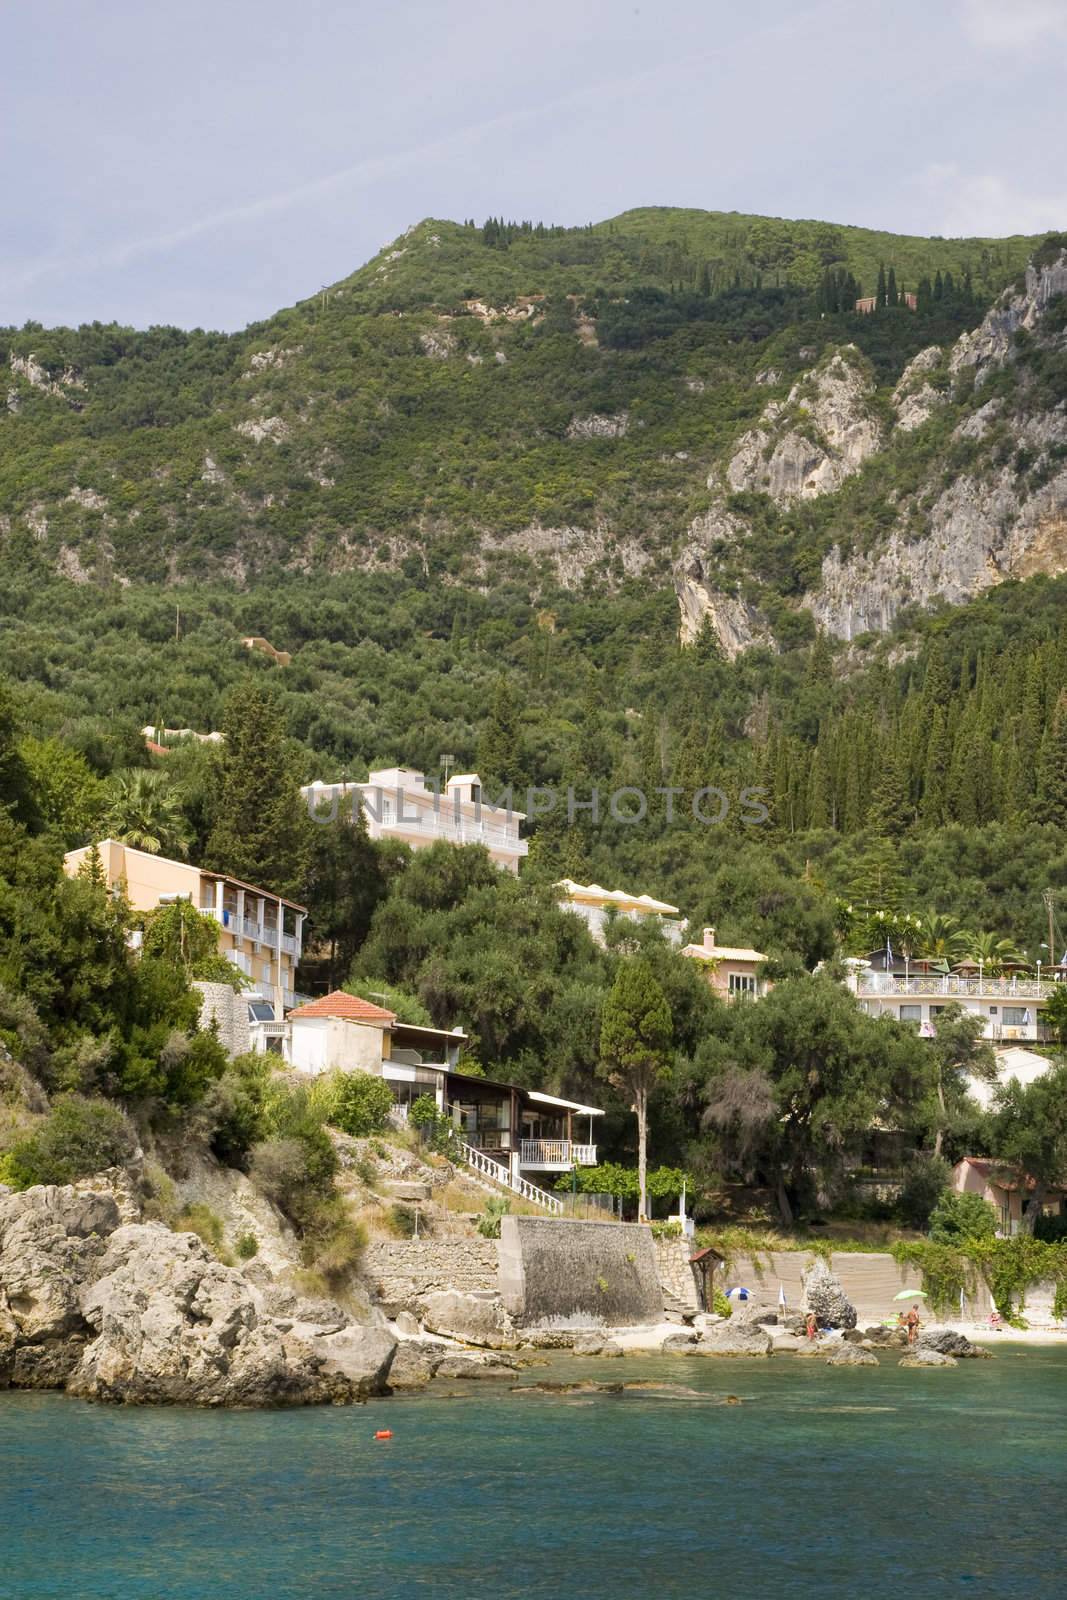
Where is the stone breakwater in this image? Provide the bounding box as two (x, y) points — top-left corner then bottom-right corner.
(0, 1183), (397, 1407)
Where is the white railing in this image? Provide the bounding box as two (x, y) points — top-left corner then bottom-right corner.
(520, 1140), (598, 1167)
(281, 932), (298, 956)
(858, 975), (1054, 1000)
(457, 1141), (563, 1214)
(370, 808), (527, 856)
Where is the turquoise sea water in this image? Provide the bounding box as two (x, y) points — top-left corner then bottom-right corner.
(2, 1348), (1066, 1600)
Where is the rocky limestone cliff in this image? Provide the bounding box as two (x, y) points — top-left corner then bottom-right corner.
(724, 348), (882, 504)
(806, 252), (1067, 639)
(0, 1182), (396, 1406)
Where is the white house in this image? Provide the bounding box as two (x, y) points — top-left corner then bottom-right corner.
(302, 768), (527, 873)
(556, 879), (685, 946)
(848, 961), (1056, 1043)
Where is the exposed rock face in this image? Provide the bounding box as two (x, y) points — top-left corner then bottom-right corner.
(802, 1258), (858, 1330)
(417, 1289), (518, 1350)
(900, 1349), (958, 1368)
(566, 411), (629, 440)
(893, 346), (946, 433)
(674, 514), (774, 658)
(725, 349), (881, 505)
(950, 254), (1067, 379)
(386, 1340), (445, 1388)
(0, 1185), (395, 1407)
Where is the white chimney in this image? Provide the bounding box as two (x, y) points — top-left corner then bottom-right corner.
(704, 927), (716, 951)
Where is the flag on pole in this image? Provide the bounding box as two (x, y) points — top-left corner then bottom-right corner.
(778, 1283), (787, 1311)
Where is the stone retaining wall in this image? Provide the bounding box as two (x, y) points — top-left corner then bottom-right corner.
(362, 1239), (499, 1314)
(194, 981), (249, 1059)
(499, 1215), (663, 1327)
(654, 1234), (701, 1312)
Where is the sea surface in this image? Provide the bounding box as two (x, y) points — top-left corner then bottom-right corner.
(2, 1347), (1066, 1600)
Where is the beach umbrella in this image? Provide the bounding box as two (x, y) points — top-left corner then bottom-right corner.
(778, 1284), (787, 1311)
(893, 1289), (928, 1301)
(726, 1287), (751, 1301)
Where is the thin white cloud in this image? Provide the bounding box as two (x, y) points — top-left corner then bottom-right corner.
(920, 162), (1067, 236)
(960, 0), (1067, 49)
(2, 0), (844, 302)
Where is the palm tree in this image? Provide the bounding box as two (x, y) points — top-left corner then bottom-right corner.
(915, 911), (968, 964)
(958, 930), (1025, 975)
(105, 769), (192, 857)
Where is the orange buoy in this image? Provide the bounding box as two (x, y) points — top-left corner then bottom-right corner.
(374, 1429), (393, 1440)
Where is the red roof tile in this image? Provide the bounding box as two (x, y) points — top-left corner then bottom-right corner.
(288, 990), (396, 1024)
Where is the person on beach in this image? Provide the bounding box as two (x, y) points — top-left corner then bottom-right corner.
(805, 1312), (817, 1341)
(905, 1305), (921, 1345)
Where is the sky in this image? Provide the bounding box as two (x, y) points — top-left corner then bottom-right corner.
(2, 0), (1066, 331)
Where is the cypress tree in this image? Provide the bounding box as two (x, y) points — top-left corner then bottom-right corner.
(1035, 689), (1067, 827)
(876, 264), (887, 307)
(887, 267), (898, 307)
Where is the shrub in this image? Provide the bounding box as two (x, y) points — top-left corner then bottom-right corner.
(390, 1202), (418, 1238)
(896, 1153), (951, 1230)
(316, 1070), (394, 1137)
(205, 1053), (270, 1168)
(176, 1202), (232, 1263)
(409, 1094), (439, 1128)
(2, 1095), (137, 1189)
(235, 1230), (259, 1259)
(928, 1189), (998, 1245)
(476, 1195), (510, 1238)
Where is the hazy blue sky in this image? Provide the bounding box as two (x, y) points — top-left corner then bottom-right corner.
(3, 0), (1065, 330)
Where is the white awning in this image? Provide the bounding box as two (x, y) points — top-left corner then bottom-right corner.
(527, 1090), (605, 1117)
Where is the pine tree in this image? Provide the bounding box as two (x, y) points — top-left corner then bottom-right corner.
(1035, 689), (1067, 827)
(921, 706), (949, 827)
(476, 675), (525, 790)
(204, 681), (312, 901)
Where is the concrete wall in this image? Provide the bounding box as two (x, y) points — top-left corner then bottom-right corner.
(194, 981), (250, 1060)
(288, 1016), (386, 1076)
(499, 1215), (663, 1327)
(723, 1250), (994, 1324)
(362, 1239), (499, 1314)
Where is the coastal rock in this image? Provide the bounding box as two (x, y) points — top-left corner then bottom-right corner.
(386, 1340), (445, 1388)
(694, 1322), (772, 1357)
(861, 1325), (907, 1348)
(69, 1223), (358, 1406)
(918, 1327), (991, 1359)
(418, 1289), (518, 1350)
(899, 1349), (958, 1368)
(661, 1331), (700, 1353)
(572, 1333), (623, 1356)
(802, 1258), (857, 1330)
(310, 1326), (398, 1392)
(435, 1351), (519, 1380)
(827, 1343), (879, 1366)
(0, 1185), (120, 1351)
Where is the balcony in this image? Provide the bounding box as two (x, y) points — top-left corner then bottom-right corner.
(370, 806), (527, 857)
(520, 1139), (597, 1169)
(858, 974), (1055, 1001)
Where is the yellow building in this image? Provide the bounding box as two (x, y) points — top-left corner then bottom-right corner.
(555, 878), (684, 945)
(680, 926), (768, 998)
(63, 840), (306, 1016)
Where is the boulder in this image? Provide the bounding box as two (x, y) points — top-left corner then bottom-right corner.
(827, 1343), (879, 1367)
(386, 1340), (445, 1388)
(572, 1333), (622, 1356)
(661, 1331), (699, 1353)
(861, 1325), (907, 1348)
(918, 1327), (990, 1359)
(435, 1352), (519, 1380)
(418, 1289), (518, 1350)
(900, 1349), (958, 1368)
(68, 1223), (358, 1406)
(694, 1322), (772, 1357)
(394, 1310), (422, 1337)
(311, 1326), (397, 1393)
(801, 1257), (857, 1330)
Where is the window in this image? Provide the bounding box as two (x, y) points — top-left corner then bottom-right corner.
(1002, 1007), (1029, 1027)
(899, 1005), (922, 1028)
(728, 972), (757, 997)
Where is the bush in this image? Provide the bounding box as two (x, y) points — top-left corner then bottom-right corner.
(928, 1189), (998, 1245)
(176, 1202), (232, 1263)
(235, 1230), (259, 1259)
(409, 1094), (439, 1128)
(476, 1195), (510, 1238)
(2, 1095), (137, 1189)
(316, 1070), (394, 1137)
(205, 1053), (270, 1168)
(390, 1202), (419, 1238)
(896, 1153), (951, 1230)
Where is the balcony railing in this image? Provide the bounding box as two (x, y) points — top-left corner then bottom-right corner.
(858, 975), (1054, 1001)
(370, 807), (527, 855)
(520, 1139), (598, 1168)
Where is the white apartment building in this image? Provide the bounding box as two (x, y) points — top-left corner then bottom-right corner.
(848, 965), (1056, 1043)
(302, 767), (527, 873)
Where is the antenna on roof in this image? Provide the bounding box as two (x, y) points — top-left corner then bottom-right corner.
(440, 753), (455, 785)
